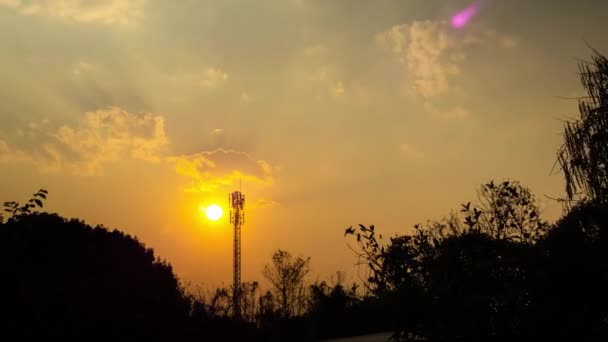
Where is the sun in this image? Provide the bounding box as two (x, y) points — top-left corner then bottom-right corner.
(204, 204), (223, 221)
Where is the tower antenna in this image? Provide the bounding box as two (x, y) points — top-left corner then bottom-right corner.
(229, 189), (245, 319)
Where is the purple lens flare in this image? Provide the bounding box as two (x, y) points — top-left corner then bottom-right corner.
(451, 5), (478, 29)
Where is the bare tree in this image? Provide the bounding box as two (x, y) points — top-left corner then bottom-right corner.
(262, 249), (310, 318)
(208, 287), (232, 317)
(557, 50), (608, 207)
(257, 290), (276, 319)
(239, 281), (259, 322)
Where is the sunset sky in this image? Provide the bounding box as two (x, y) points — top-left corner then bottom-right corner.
(1, 0), (608, 288)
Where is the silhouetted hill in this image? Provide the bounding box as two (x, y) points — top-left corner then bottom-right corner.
(0, 213), (191, 339)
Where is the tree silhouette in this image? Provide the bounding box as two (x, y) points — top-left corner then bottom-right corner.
(263, 249), (310, 319)
(2, 188), (48, 223)
(463, 180), (549, 244)
(533, 200), (608, 338)
(307, 276), (371, 339)
(0, 211), (191, 339)
(558, 50), (608, 206)
(345, 179), (550, 340)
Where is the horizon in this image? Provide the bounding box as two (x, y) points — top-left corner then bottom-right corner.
(2, 0), (608, 289)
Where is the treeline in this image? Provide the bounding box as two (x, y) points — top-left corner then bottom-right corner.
(336, 50), (608, 340)
(0, 197), (377, 340)
(345, 183), (607, 340)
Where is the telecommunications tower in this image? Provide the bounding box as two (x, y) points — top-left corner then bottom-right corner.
(229, 190), (245, 318)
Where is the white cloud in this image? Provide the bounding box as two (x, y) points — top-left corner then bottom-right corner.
(399, 143), (424, 159)
(0, 0), (146, 25)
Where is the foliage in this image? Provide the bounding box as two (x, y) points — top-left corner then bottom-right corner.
(558, 50), (608, 206)
(263, 249), (311, 319)
(345, 180), (553, 340)
(0, 211), (191, 339)
(464, 180), (549, 244)
(1, 189), (48, 223)
(307, 279), (362, 339)
(532, 200), (608, 338)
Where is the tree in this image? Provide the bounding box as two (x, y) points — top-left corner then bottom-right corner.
(257, 290), (277, 320)
(307, 275), (365, 340)
(240, 281), (260, 322)
(463, 180), (549, 244)
(262, 249), (310, 318)
(0, 211), (191, 339)
(345, 180), (549, 340)
(534, 200), (608, 338)
(557, 50), (608, 206)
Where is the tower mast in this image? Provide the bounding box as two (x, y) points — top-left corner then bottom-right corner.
(229, 190), (245, 318)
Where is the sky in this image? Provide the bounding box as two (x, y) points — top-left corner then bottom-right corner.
(1, 0), (608, 289)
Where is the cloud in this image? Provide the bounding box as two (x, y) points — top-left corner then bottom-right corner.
(0, 107), (167, 175)
(377, 21), (520, 99)
(377, 20), (467, 99)
(377, 20), (518, 120)
(423, 102), (470, 120)
(2, 107), (168, 175)
(0, 107), (279, 194)
(167, 149), (277, 193)
(0, 0), (146, 25)
(399, 143), (424, 159)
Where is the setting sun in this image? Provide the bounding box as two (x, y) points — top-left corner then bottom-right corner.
(204, 204), (223, 221)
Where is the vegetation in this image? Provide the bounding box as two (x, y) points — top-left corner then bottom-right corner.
(0, 194), (191, 339)
(1, 50), (607, 340)
(558, 51), (608, 206)
(263, 249), (310, 319)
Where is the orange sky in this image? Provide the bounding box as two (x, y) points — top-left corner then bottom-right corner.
(1, 0), (608, 289)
